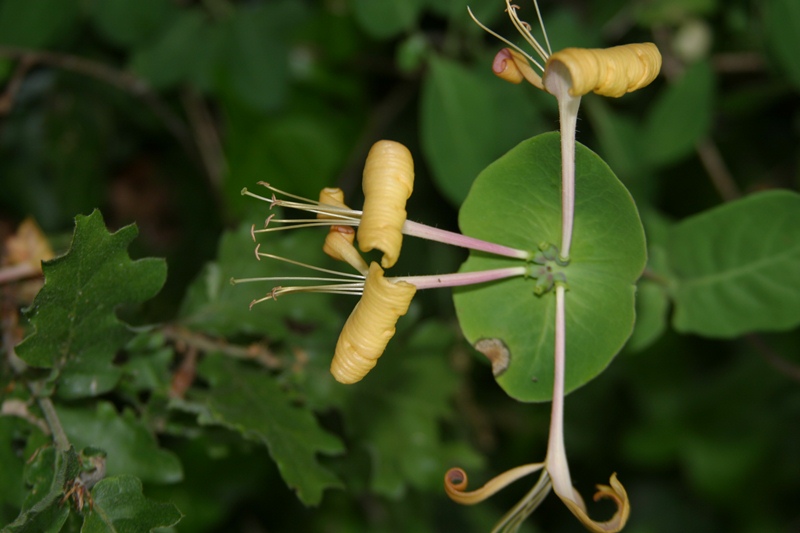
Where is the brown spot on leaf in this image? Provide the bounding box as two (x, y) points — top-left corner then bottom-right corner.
(474, 338), (510, 377)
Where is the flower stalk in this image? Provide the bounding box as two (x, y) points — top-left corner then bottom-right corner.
(444, 1), (662, 531)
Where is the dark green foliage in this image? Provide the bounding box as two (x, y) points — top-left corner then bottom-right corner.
(2, 0), (800, 532)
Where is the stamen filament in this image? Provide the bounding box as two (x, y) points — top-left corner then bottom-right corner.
(402, 220), (532, 260)
(232, 276), (360, 285)
(253, 220), (359, 234)
(393, 266), (527, 290)
(255, 245), (365, 279)
(468, 7), (544, 73)
(530, 0), (552, 56)
(505, 0), (549, 64)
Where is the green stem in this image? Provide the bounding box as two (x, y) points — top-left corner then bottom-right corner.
(35, 392), (70, 452)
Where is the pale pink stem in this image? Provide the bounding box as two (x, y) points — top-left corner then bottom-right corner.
(543, 63), (581, 261)
(402, 220), (531, 260)
(392, 266), (527, 290)
(545, 284), (573, 497)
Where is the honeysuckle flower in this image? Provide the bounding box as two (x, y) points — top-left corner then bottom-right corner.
(331, 261), (416, 384)
(233, 141), (534, 383)
(442, 3), (658, 531)
(358, 140), (415, 269)
(473, 0), (661, 260)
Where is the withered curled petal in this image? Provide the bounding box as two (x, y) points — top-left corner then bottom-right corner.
(556, 473), (630, 533)
(444, 463), (544, 506)
(492, 48), (545, 90)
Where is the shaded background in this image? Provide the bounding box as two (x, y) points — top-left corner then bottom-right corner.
(1, 0), (799, 531)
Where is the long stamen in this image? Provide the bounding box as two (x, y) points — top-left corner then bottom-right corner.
(254, 244), (365, 279)
(505, 0), (549, 64)
(468, 7), (544, 73)
(531, 0), (552, 56)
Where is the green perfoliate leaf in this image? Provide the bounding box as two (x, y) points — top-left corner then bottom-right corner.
(668, 190), (800, 337)
(15, 210), (167, 399)
(195, 358), (344, 506)
(454, 132), (646, 402)
(56, 402), (183, 485)
(3, 446), (79, 533)
(82, 476), (182, 533)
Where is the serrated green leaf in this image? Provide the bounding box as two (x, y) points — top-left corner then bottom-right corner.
(3, 446), (79, 533)
(351, 0), (425, 39)
(56, 402), (183, 485)
(336, 322), (482, 498)
(764, 0), (800, 90)
(643, 60), (714, 166)
(668, 190), (800, 337)
(0, 418), (26, 516)
(15, 210), (167, 399)
(420, 55), (545, 206)
(0, 0), (80, 48)
(195, 358), (344, 506)
(454, 132), (646, 402)
(82, 476), (182, 533)
(179, 223), (339, 339)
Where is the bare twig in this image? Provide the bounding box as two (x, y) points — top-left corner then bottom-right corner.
(0, 55), (35, 114)
(694, 137), (742, 201)
(161, 324), (283, 369)
(0, 46), (196, 163)
(181, 88), (227, 190)
(650, 27), (743, 202)
(746, 334), (800, 383)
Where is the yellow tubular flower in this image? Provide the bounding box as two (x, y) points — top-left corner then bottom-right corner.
(331, 262), (416, 384)
(317, 187), (350, 219)
(544, 43), (662, 97)
(323, 227), (369, 275)
(358, 140), (414, 269)
(493, 48), (545, 89)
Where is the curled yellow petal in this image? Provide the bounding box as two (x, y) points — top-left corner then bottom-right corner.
(544, 43), (662, 97)
(492, 48), (545, 90)
(317, 187), (350, 219)
(358, 140), (414, 269)
(323, 227), (368, 275)
(444, 463), (545, 505)
(556, 473), (630, 533)
(331, 262), (416, 384)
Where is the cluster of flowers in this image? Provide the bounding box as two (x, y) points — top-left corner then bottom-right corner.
(235, 140), (531, 384)
(237, 1), (662, 531)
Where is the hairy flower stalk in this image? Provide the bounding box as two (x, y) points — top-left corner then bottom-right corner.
(235, 140), (533, 384)
(446, 2), (661, 532)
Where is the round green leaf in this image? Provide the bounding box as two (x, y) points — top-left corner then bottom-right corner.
(453, 132), (646, 402)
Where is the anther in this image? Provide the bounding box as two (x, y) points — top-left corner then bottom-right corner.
(254, 243), (261, 261)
